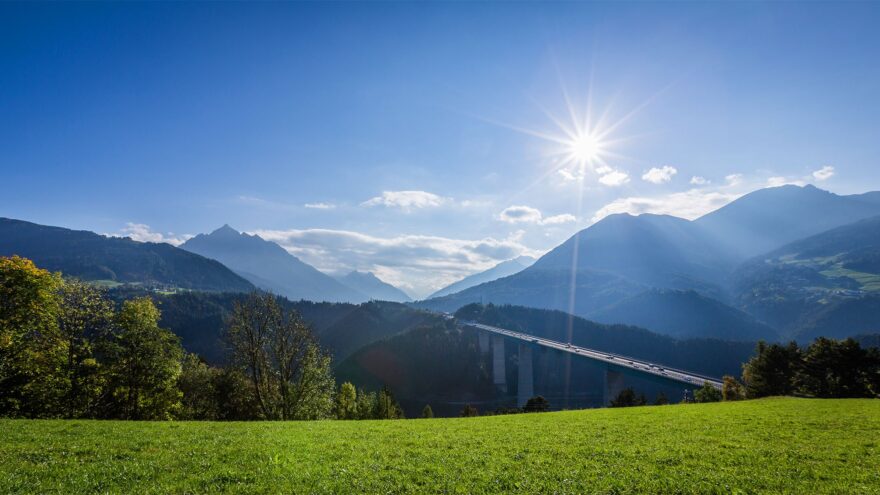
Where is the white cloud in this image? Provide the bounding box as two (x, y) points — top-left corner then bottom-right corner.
(252, 228), (543, 298)
(361, 190), (449, 211)
(812, 165), (835, 181)
(498, 205), (576, 226)
(689, 176), (709, 186)
(641, 166), (678, 184)
(498, 205), (543, 224)
(304, 202), (335, 210)
(725, 174), (743, 186)
(591, 189), (744, 222)
(597, 168), (630, 186)
(108, 223), (192, 246)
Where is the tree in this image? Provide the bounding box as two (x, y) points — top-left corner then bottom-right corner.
(742, 341), (800, 398)
(177, 353), (219, 420)
(356, 389), (377, 419)
(796, 338), (873, 398)
(335, 382), (357, 420)
(226, 292), (335, 420)
(523, 395), (550, 413)
(376, 385), (404, 419)
(694, 382), (722, 403)
(421, 404), (434, 419)
(0, 256), (66, 418)
(654, 392), (669, 405)
(460, 404), (479, 417)
(104, 297), (183, 420)
(610, 388), (646, 407)
(212, 367), (261, 420)
(57, 279), (113, 418)
(722, 375), (745, 401)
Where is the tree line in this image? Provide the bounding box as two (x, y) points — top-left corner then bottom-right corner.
(0, 256), (404, 420)
(608, 337), (880, 408)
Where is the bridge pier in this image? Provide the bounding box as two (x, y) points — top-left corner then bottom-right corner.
(603, 367), (626, 406)
(478, 330), (490, 354)
(517, 343), (534, 407)
(492, 335), (507, 393)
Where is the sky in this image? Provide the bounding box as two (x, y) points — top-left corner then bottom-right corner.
(2, 2), (880, 297)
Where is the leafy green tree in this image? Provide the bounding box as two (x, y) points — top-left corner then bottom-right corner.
(57, 279), (113, 418)
(654, 392), (669, 405)
(226, 292), (335, 420)
(103, 297), (183, 420)
(460, 404), (479, 417)
(421, 404), (434, 418)
(523, 395), (550, 413)
(177, 353), (219, 420)
(722, 375), (745, 401)
(742, 341), (801, 398)
(335, 382), (357, 420)
(796, 338), (875, 398)
(376, 385), (404, 419)
(213, 367), (261, 420)
(610, 388), (646, 407)
(0, 256), (66, 418)
(694, 382), (722, 403)
(356, 389), (377, 419)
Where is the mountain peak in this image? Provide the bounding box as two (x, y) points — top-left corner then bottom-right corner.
(209, 224), (240, 237)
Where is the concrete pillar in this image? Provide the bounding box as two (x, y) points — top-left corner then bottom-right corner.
(492, 335), (507, 393)
(478, 330), (489, 354)
(517, 343), (534, 407)
(603, 367), (626, 406)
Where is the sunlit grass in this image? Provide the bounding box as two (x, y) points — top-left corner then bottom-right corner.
(1, 398), (878, 494)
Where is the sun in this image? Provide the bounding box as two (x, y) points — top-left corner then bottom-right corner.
(567, 132), (603, 166)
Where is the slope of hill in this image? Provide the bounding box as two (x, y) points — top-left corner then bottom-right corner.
(418, 267), (645, 316)
(134, 291), (439, 363)
(0, 218), (254, 292)
(181, 225), (365, 303)
(533, 213), (731, 292)
(588, 289), (778, 341)
(695, 185), (880, 260)
(337, 271), (411, 302)
(732, 215), (880, 339)
(339, 303), (756, 415)
(428, 256), (535, 299)
(4, 399), (876, 493)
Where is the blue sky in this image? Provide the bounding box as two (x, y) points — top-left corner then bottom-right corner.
(2, 2), (879, 296)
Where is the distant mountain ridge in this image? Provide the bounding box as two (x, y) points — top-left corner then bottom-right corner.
(428, 256), (535, 299)
(337, 271), (411, 303)
(181, 225), (365, 303)
(732, 214), (880, 340)
(421, 185), (880, 342)
(0, 218), (254, 292)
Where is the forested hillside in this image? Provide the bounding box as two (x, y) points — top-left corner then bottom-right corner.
(0, 218), (254, 292)
(123, 290), (441, 364)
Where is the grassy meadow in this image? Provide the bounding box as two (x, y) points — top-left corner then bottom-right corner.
(1, 398), (878, 494)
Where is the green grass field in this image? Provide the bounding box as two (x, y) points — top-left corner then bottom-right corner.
(2, 398), (878, 494)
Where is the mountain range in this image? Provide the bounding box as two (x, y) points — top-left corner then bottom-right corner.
(420, 185), (880, 341)
(428, 256), (535, 299)
(4, 183), (880, 343)
(0, 218), (254, 292)
(181, 225), (366, 303)
(337, 271), (412, 303)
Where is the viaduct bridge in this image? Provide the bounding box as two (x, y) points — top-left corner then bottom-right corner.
(461, 321), (724, 407)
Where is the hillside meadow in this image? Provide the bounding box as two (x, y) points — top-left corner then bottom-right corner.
(1, 398), (878, 494)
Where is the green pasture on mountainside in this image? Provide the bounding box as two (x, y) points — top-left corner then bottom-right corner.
(1, 398), (878, 494)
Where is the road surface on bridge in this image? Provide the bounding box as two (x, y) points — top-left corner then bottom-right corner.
(461, 321), (724, 390)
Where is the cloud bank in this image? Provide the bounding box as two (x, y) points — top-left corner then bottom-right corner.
(253, 228), (543, 298)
